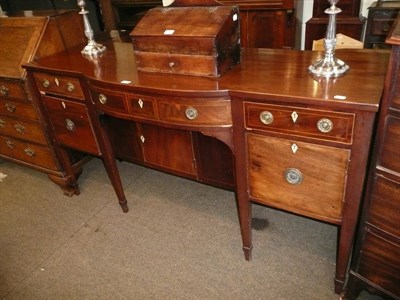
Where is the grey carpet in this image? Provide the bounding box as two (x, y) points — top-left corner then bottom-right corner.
(1, 157), (342, 299)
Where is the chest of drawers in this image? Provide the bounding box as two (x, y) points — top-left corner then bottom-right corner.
(0, 10), (88, 195)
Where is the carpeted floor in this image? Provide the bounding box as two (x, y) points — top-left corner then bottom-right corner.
(0, 157), (364, 299)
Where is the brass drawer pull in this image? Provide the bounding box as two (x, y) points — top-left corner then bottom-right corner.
(0, 118), (5, 128)
(0, 84), (9, 96)
(5, 102), (16, 113)
(317, 118), (333, 133)
(284, 168), (303, 185)
(42, 79), (50, 88)
(260, 111), (274, 125)
(98, 93), (107, 104)
(24, 148), (35, 157)
(6, 140), (15, 149)
(14, 123), (25, 134)
(185, 107), (198, 120)
(67, 82), (75, 92)
(65, 119), (75, 132)
(383, 23), (391, 32)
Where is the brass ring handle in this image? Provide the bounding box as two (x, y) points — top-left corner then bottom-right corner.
(0, 84), (9, 96)
(317, 118), (333, 133)
(284, 168), (303, 185)
(42, 79), (50, 88)
(383, 24), (391, 32)
(185, 107), (198, 120)
(5, 102), (16, 113)
(6, 140), (15, 149)
(24, 148), (35, 157)
(65, 119), (75, 132)
(259, 111), (274, 125)
(67, 82), (75, 92)
(14, 123), (25, 134)
(98, 93), (107, 104)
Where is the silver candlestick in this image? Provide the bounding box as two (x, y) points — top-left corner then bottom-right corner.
(309, 0), (349, 77)
(77, 0), (106, 57)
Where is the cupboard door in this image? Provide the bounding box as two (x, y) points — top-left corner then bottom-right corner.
(139, 123), (196, 176)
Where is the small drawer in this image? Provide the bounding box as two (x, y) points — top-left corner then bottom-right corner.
(0, 99), (39, 120)
(357, 230), (400, 296)
(245, 102), (354, 144)
(0, 115), (48, 145)
(89, 86), (128, 115)
(158, 98), (232, 126)
(0, 136), (59, 171)
(33, 72), (84, 100)
(43, 96), (100, 155)
(0, 79), (27, 100)
(379, 115), (400, 174)
(127, 93), (157, 119)
(370, 18), (396, 36)
(247, 134), (350, 223)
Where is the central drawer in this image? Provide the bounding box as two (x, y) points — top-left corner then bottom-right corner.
(247, 134), (350, 222)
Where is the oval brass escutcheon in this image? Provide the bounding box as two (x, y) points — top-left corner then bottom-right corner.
(185, 107), (198, 120)
(98, 93), (107, 104)
(284, 168), (303, 185)
(259, 111), (274, 125)
(317, 118), (333, 133)
(0, 84), (9, 96)
(67, 82), (75, 92)
(42, 79), (50, 88)
(65, 118), (75, 132)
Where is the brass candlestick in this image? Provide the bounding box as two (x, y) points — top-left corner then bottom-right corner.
(309, 0), (349, 77)
(77, 0), (106, 57)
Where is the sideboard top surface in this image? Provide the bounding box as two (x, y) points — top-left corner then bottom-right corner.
(28, 32), (389, 110)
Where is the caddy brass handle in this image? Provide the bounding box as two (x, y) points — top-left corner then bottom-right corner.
(284, 168), (303, 185)
(259, 111), (273, 125)
(99, 93), (107, 104)
(65, 119), (75, 132)
(6, 140), (15, 149)
(0, 118), (5, 128)
(14, 123), (25, 134)
(24, 148), (35, 157)
(67, 82), (75, 92)
(317, 118), (333, 133)
(0, 84), (9, 96)
(42, 79), (50, 88)
(185, 107), (198, 120)
(5, 102), (16, 113)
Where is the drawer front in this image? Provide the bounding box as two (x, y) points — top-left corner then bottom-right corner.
(247, 134), (350, 222)
(370, 18), (397, 36)
(245, 103), (354, 143)
(33, 73), (84, 100)
(0, 98), (39, 120)
(367, 175), (400, 238)
(0, 115), (48, 145)
(357, 230), (400, 297)
(134, 52), (218, 77)
(89, 86), (128, 114)
(0, 136), (58, 171)
(43, 96), (100, 155)
(0, 80), (27, 100)
(158, 99), (232, 126)
(127, 93), (157, 119)
(379, 115), (400, 174)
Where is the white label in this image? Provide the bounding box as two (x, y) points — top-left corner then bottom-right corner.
(233, 14), (238, 22)
(120, 80), (131, 84)
(334, 95), (347, 100)
(164, 29), (175, 35)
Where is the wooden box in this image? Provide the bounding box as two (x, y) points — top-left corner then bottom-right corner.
(130, 6), (241, 77)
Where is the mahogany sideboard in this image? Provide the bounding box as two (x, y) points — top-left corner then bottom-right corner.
(344, 16), (400, 300)
(23, 30), (389, 294)
(0, 10), (89, 195)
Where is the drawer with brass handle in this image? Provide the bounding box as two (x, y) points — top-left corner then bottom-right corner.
(158, 98), (232, 126)
(0, 136), (58, 171)
(0, 99), (39, 120)
(42, 96), (100, 155)
(245, 102), (354, 144)
(33, 73), (84, 100)
(89, 86), (128, 115)
(0, 80), (27, 100)
(0, 115), (48, 145)
(247, 134), (350, 223)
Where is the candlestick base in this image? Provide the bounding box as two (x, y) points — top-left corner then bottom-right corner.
(308, 55), (349, 78)
(81, 39), (106, 58)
